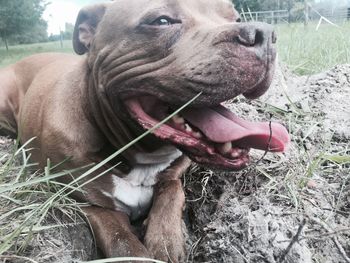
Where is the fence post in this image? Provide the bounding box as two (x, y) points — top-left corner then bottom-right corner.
(288, 0), (292, 23)
(304, 1), (309, 26)
(59, 26), (63, 48)
(271, 11), (274, 24)
(241, 8), (247, 22)
(4, 35), (9, 51)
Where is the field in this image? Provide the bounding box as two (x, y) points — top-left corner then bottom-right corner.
(0, 40), (73, 68)
(0, 22), (350, 262)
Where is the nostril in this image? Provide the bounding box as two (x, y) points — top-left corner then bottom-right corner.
(237, 27), (266, 47)
(255, 29), (265, 45)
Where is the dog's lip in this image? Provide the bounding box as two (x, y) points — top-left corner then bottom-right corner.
(185, 151), (250, 170)
(123, 96), (290, 170)
(185, 152), (250, 171)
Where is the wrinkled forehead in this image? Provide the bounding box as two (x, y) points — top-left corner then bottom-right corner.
(107, 0), (237, 22)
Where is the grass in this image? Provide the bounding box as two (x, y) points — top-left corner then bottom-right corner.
(0, 139), (84, 259)
(276, 21), (350, 75)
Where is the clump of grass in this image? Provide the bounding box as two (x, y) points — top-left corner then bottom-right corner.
(276, 21), (350, 75)
(0, 138), (90, 259)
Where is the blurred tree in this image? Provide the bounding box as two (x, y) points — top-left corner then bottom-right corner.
(9, 19), (48, 44)
(0, 0), (47, 50)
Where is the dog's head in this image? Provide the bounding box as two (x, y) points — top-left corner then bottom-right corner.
(73, 0), (289, 170)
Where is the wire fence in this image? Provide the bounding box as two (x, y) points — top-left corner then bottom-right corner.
(241, 6), (350, 25)
(241, 10), (289, 24)
(312, 9), (349, 22)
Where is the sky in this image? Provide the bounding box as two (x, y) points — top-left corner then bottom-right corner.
(43, 0), (107, 35)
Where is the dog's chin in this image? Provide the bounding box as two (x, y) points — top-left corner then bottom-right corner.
(123, 89), (290, 171)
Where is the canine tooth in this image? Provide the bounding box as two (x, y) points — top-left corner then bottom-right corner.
(219, 142), (232, 154)
(231, 149), (242, 158)
(185, 124), (193, 132)
(173, 115), (185, 124)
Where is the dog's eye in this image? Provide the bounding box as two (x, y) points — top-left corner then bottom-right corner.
(154, 17), (171, 26)
(150, 16), (178, 26)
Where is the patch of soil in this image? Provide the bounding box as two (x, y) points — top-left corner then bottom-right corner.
(17, 212), (95, 263)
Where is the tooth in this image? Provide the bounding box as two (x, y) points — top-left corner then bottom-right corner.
(193, 132), (202, 139)
(173, 115), (185, 124)
(231, 149), (242, 158)
(185, 124), (193, 132)
(219, 142), (232, 154)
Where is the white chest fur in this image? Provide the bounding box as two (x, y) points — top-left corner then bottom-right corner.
(107, 146), (182, 220)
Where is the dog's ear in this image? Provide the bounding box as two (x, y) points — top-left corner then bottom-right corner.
(73, 4), (108, 55)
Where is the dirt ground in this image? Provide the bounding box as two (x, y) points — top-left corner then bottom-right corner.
(185, 64), (350, 263)
(0, 63), (349, 262)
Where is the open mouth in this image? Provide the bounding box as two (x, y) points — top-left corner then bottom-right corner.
(125, 96), (290, 170)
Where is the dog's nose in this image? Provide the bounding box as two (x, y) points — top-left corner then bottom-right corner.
(236, 22), (276, 47)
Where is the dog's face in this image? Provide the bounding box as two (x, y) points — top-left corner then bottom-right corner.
(73, 0), (289, 170)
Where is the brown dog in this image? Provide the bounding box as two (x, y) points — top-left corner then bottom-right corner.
(0, 0), (289, 261)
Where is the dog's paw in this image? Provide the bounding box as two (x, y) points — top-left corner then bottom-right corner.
(144, 222), (186, 263)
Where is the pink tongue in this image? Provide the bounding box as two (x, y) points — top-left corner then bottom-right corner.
(182, 105), (290, 152)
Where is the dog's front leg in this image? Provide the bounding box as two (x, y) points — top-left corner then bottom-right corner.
(144, 156), (191, 263)
(82, 206), (150, 260)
